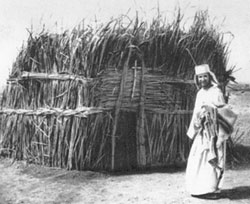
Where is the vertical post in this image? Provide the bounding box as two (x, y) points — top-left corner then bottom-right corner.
(67, 116), (77, 170)
(136, 58), (146, 166)
(131, 60), (139, 99)
(111, 48), (132, 171)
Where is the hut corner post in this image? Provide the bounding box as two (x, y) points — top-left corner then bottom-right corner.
(136, 58), (146, 167)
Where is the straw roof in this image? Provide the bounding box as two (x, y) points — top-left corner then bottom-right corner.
(10, 11), (231, 80)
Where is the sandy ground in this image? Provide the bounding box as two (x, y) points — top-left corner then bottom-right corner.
(1, 84), (250, 204)
(1, 158), (250, 204)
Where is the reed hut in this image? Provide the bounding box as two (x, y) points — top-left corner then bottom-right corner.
(0, 11), (234, 171)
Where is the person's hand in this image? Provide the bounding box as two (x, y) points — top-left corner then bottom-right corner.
(194, 111), (204, 128)
(194, 119), (201, 129)
(216, 138), (223, 148)
(200, 106), (209, 118)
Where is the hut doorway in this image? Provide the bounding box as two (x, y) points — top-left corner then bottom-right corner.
(115, 111), (137, 171)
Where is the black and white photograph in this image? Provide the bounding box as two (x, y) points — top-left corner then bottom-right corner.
(0, 0), (250, 203)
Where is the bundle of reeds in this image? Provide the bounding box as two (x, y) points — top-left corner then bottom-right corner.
(9, 11), (230, 79)
(0, 10), (234, 171)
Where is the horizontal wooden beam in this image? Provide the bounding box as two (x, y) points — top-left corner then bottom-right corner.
(145, 108), (193, 114)
(7, 70), (194, 86)
(8, 72), (93, 84)
(0, 107), (193, 116)
(0, 107), (108, 117)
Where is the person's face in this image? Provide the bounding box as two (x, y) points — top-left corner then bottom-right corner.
(197, 73), (211, 89)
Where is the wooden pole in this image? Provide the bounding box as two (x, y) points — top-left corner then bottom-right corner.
(111, 48), (132, 171)
(67, 116), (77, 170)
(8, 71), (92, 84)
(131, 60), (140, 99)
(136, 58), (146, 166)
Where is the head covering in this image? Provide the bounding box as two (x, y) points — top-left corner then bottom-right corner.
(194, 64), (219, 88)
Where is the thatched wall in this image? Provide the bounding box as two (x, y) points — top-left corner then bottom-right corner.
(0, 11), (233, 171)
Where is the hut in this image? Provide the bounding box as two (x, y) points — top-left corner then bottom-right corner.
(0, 11), (234, 171)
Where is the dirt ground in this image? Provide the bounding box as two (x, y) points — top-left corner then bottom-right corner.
(1, 83), (250, 204)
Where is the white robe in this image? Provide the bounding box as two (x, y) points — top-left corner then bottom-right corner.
(186, 85), (227, 195)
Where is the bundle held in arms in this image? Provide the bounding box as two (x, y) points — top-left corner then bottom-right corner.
(195, 105), (237, 168)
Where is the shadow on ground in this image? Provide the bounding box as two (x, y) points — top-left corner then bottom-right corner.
(221, 186), (250, 200)
(227, 143), (250, 170)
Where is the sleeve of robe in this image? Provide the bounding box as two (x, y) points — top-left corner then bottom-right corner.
(186, 92), (200, 140)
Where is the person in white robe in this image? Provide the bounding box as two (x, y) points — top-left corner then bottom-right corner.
(185, 64), (237, 199)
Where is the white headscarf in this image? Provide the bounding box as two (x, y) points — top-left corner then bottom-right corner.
(194, 64), (219, 88)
